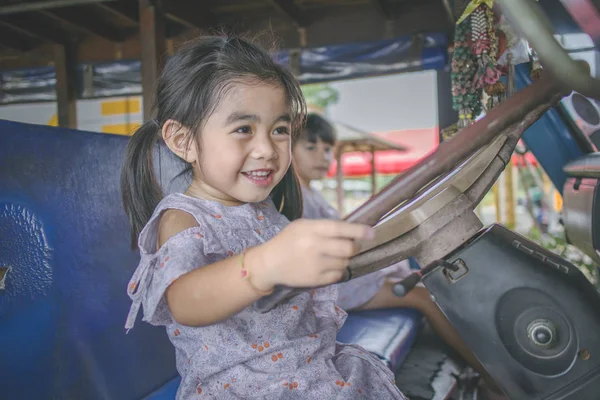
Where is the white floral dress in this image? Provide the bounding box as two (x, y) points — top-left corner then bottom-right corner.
(126, 193), (407, 399)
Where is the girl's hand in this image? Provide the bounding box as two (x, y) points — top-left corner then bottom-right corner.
(248, 219), (374, 291)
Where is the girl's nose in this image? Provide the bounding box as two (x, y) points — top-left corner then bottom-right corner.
(251, 135), (278, 160)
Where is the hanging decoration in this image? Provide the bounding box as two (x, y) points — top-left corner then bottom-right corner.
(451, 13), (480, 128)
(449, 0), (541, 136)
(530, 49), (543, 81)
(451, 0), (503, 128)
(441, 123), (459, 142)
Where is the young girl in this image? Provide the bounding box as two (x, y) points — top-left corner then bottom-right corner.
(293, 113), (502, 395)
(122, 36), (407, 399)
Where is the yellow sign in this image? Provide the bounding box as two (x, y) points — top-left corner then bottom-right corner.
(47, 114), (58, 126)
(101, 99), (140, 116)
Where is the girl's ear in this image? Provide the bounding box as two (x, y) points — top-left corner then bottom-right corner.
(161, 119), (198, 163)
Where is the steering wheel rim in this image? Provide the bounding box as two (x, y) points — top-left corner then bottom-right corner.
(253, 73), (567, 313)
(356, 134), (507, 255)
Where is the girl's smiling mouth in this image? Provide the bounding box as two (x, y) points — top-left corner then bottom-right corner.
(242, 169), (274, 187)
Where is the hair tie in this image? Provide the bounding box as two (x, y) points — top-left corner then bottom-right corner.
(151, 119), (161, 128)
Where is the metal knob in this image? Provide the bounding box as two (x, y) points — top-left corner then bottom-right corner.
(527, 319), (556, 348)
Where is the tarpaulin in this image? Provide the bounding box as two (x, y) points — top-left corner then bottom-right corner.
(278, 33), (447, 84)
(0, 33), (447, 104)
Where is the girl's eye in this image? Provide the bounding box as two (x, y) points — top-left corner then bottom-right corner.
(324, 146), (332, 153)
(273, 126), (290, 135)
(235, 126), (252, 134)
(306, 145), (316, 151)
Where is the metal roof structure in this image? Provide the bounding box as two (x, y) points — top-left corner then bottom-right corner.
(334, 121), (407, 153)
(0, 0), (454, 128)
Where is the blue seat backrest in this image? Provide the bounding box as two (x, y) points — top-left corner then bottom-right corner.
(0, 120), (180, 399)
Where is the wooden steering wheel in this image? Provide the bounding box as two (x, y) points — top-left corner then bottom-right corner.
(254, 72), (568, 313)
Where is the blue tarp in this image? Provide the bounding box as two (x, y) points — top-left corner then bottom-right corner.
(0, 34), (448, 104)
(515, 64), (585, 193)
(279, 33), (447, 84)
(0, 66), (57, 103)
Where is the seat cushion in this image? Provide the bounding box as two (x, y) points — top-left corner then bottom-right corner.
(336, 308), (423, 372)
(144, 377), (181, 400)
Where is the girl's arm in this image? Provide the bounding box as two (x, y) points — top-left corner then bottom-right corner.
(160, 210), (372, 327)
(165, 250), (269, 327)
(160, 209), (273, 327)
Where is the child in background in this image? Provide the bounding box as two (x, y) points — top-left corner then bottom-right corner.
(122, 36), (407, 399)
(293, 112), (495, 387)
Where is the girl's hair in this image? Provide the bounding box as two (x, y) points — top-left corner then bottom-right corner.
(298, 113), (337, 146)
(121, 34), (306, 248)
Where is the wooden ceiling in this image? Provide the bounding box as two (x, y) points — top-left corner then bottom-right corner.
(0, 0), (453, 70)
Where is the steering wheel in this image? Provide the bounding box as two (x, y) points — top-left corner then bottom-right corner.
(254, 73), (568, 313)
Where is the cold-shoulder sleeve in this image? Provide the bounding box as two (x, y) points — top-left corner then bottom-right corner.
(125, 226), (211, 330)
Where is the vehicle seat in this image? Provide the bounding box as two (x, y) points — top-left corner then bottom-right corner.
(562, 152), (600, 264)
(0, 120), (182, 399)
(0, 120), (422, 400)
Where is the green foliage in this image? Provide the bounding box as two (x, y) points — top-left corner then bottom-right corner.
(526, 226), (598, 286)
(302, 84), (340, 110)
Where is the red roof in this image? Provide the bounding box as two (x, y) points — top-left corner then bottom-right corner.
(328, 128), (439, 177)
(328, 128), (538, 177)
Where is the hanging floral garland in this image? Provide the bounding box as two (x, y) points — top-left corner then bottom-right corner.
(451, 15), (479, 128)
(451, 0), (503, 128)
(444, 0), (541, 140)
(530, 49), (543, 81)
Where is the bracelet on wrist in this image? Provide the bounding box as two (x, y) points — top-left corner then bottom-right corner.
(239, 248), (274, 296)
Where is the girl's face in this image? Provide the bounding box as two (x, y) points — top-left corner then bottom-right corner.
(191, 81), (293, 205)
(293, 137), (334, 186)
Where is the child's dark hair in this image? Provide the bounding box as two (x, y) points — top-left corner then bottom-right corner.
(121, 35), (306, 248)
(299, 113), (337, 146)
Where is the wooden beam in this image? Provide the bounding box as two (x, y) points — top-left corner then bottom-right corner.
(268, 0), (310, 27)
(0, 14), (74, 45)
(0, 23), (39, 51)
(371, 0), (390, 20)
(440, 0), (455, 24)
(164, 20), (188, 39)
(0, 0), (116, 15)
(93, 2), (186, 38)
(54, 43), (78, 128)
(0, 2), (452, 70)
(44, 6), (135, 42)
(251, 3), (451, 48)
(164, 2), (218, 30)
(94, 1), (139, 24)
(139, 0), (166, 119)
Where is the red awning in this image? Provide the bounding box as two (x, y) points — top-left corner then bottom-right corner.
(328, 128), (539, 177)
(512, 152), (539, 167)
(328, 128), (439, 177)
